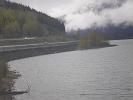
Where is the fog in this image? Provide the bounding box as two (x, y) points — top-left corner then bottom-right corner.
(10, 0), (133, 31)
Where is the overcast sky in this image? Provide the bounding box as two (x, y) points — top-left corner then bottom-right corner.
(10, 0), (133, 31)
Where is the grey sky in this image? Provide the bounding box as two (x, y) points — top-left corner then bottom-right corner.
(10, 0), (133, 31)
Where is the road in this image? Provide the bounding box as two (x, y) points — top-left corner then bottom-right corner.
(0, 41), (79, 52)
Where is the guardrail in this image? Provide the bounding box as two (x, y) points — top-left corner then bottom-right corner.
(0, 41), (79, 52)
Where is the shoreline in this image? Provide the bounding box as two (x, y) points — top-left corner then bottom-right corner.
(0, 42), (114, 99)
(0, 58), (14, 99)
(0, 57), (21, 99)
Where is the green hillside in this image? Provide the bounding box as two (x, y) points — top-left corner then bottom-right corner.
(0, 0), (65, 39)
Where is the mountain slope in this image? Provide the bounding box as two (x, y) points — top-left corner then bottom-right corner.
(0, 0), (65, 38)
(76, 24), (133, 40)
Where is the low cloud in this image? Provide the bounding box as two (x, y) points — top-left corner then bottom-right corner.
(62, 0), (133, 31)
(10, 0), (133, 31)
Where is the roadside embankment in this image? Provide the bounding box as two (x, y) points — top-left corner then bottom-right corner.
(0, 41), (79, 61)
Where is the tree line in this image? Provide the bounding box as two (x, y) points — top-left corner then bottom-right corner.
(0, 0), (65, 39)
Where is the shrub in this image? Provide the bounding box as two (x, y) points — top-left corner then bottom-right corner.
(79, 32), (109, 48)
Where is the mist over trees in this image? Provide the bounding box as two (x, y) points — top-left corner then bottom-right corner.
(0, 0), (65, 39)
(74, 24), (133, 40)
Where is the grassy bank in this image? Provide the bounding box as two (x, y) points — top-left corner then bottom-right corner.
(0, 57), (10, 92)
(0, 58), (7, 82)
(0, 57), (18, 100)
(0, 57), (18, 91)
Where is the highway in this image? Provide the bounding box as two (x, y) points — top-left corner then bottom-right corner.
(0, 41), (79, 52)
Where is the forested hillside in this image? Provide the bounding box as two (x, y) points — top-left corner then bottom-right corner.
(73, 24), (133, 40)
(0, 0), (65, 39)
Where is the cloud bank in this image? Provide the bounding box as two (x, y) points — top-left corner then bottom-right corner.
(10, 0), (133, 31)
(58, 0), (133, 31)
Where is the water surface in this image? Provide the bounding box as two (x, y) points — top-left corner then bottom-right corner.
(9, 39), (133, 100)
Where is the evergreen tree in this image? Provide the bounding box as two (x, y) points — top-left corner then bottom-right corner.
(0, 0), (65, 38)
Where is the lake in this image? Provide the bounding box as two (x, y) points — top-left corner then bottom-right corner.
(9, 39), (133, 100)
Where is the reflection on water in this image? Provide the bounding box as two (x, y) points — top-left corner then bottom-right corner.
(9, 39), (133, 100)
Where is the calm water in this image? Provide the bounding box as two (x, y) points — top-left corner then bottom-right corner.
(9, 39), (133, 100)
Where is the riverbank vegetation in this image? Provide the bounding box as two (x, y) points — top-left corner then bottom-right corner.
(79, 33), (110, 49)
(0, 58), (7, 81)
(0, 57), (19, 99)
(0, 57), (19, 91)
(0, 57), (10, 92)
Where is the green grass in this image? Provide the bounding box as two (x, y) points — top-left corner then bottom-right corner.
(0, 57), (7, 80)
